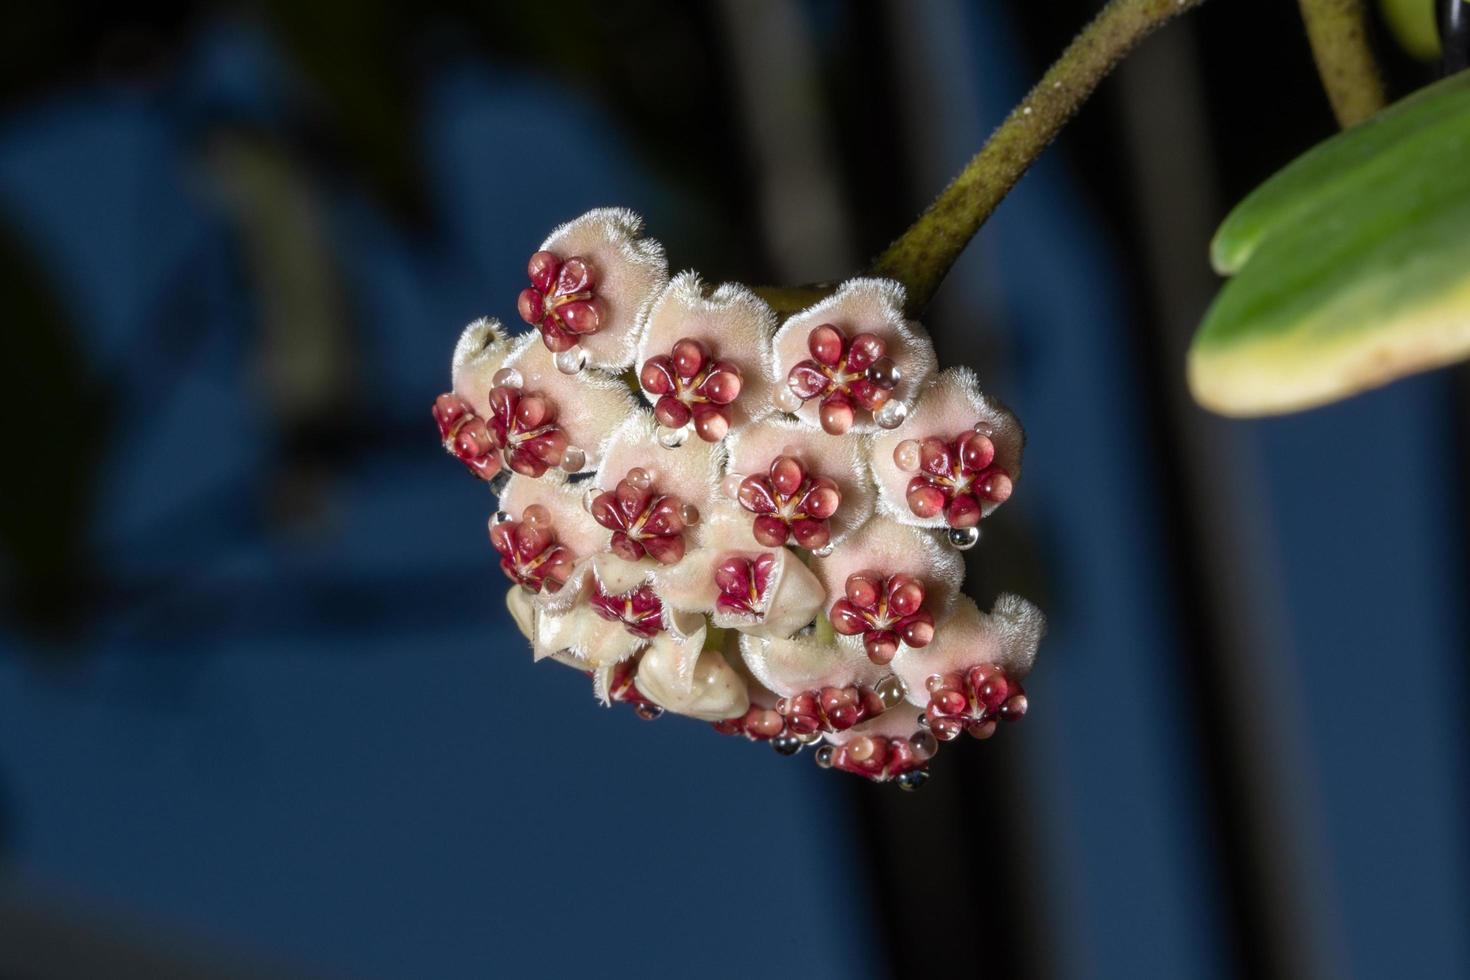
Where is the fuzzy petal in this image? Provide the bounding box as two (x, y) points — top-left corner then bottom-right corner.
(499, 473), (606, 559)
(636, 634), (748, 721)
(539, 208), (668, 370)
(739, 631), (887, 697)
(810, 517), (964, 662)
(869, 367), (1025, 527)
(724, 417), (876, 548)
(593, 412), (724, 528)
(718, 548), (825, 638)
(771, 278), (937, 432)
(636, 272), (779, 434)
(533, 602), (644, 667)
(451, 318), (514, 417)
(889, 593), (1045, 703)
(498, 332), (639, 473)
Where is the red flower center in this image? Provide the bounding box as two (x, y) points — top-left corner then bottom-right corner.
(589, 582), (665, 639)
(829, 734), (926, 782)
(489, 512), (573, 594)
(712, 705), (787, 741)
(433, 392), (502, 481)
(898, 431), (1012, 528)
(640, 337), (744, 442)
(736, 454), (841, 550)
(713, 553), (778, 616)
(485, 384), (570, 478)
(589, 468), (693, 565)
(924, 664), (1028, 741)
(828, 573), (935, 665)
(517, 250), (602, 353)
(777, 686), (885, 734)
(785, 323), (899, 434)
(602, 659), (664, 720)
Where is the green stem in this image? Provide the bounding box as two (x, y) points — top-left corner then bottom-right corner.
(869, 0), (1208, 317)
(1298, 0), (1388, 127)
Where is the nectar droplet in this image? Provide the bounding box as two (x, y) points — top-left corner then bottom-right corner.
(893, 439), (920, 472)
(814, 745), (835, 769)
(554, 346), (587, 375)
(948, 526), (980, 551)
(559, 446), (586, 472)
(875, 400), (908, 429)
(657, 425), (690, 449)
(492, 367), (523, 389)
(875, 675), (907, 708)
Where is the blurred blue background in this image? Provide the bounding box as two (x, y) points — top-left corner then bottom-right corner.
(0, 2), (1466, 978)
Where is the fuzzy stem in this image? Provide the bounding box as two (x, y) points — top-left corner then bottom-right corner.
(1298, 0), (1388, 127)
(868, 0), (1208, 317)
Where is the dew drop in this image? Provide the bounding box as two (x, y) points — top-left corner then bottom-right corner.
(774, 384), (803, 413)
(875, 400), (908, 429)
(522, 504), (550, 528)
(893, 439), (920, 472)
(896, 768), (929, 792)
(634, 703), (664, 721)
(657, 424), (690, 449)
(875, 675), (907, 709)
(910, 729), (939, 760)
(492, 367), (523, 389)
(814, 745), (835, 769)
(680, 503), (701, 526)
(582, 487), (600, 513)
(626, 467), (652, 491)
(720, 474), (745, 500)
(771, 734), (803, 757)
(554, 345), (587, 375)
(810, 542), (835, 557)
(947, 526), (980, 551)
(559, 446), (586, 472)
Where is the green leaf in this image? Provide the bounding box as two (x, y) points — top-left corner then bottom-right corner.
(1190, 71), (1470, 416)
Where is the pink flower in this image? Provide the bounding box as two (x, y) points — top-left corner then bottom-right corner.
(890, 594), (1045, 743)
(868, 367), (1025, 535)
(514, 208), (667, 371)
(636, 272), (778, 442)
(438, 222), (1045, 788)
(771, 279), (937, 434)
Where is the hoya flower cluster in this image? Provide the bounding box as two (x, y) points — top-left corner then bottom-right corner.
(433, 209), (1045, 788)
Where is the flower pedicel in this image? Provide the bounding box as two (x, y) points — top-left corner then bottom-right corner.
(434, 208), (1043, 788)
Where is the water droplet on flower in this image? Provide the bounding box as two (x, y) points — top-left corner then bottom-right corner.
(559, 446), (586, 472)
(680, 503), (701, 526)
(626, 467), (652, 491)
(522, 504), (550, 528)
(554, 345), (587, 375)
(720, 474), (744, 499)
(814, 745), (835, 769)
(948, 526), (980, 551)
(910, 729), (939, 760)
(866, 357), (901, 390)
(492, 367), (523, 389)
(635, 703), (664, 721)
(811, 542), (835, 557)
(582, 487), (600, 513)
(771, 734), (803, 756)
(875, 400), (908, 429)
(774, 384), (803, 413)
(875, 675), (907, 708)
(657, 425), (690, 449)
(893, 439), (920, 472)
(974, 421), (995, 437)
(896, 769), (929, 792)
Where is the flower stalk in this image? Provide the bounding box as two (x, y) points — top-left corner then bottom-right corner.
(1298, 0), (1388, 127)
